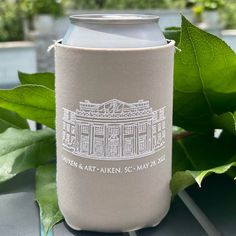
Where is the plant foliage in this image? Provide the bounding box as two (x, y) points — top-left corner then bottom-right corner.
(36, 164), (63, 235)
(0, 1), (24, 42)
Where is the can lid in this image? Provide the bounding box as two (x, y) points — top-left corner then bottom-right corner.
(70, 14), (159, 25)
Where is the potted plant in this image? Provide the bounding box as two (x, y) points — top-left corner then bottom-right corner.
(192, 4), (204, 23)
(34, 0), (64, 34)
(20, 0), (64, 33)
(188, 0), (224, 26)
(21, 0), (64, 34)
(220, 1), (236, 52)
(0, 0), (36, 88)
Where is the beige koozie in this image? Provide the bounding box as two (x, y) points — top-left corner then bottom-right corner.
(55, 41), (175, 232)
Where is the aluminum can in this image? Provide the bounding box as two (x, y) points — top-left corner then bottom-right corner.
(55, 14), (175, 232)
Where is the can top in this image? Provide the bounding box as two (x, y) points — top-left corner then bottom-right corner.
(70, 14), (159, 25)
(63, 14), (167, 48)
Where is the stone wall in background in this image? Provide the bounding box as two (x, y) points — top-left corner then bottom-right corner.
(0, 42), (36, 88)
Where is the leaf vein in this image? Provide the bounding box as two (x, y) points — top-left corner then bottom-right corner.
(185, 25), (214, 115)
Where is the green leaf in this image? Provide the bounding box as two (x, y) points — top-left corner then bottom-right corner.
(213, 111), (236, 135)
(171, 134), (236, 195)
(173, 16), (236, 132)
(0, 85), (55, 129)
(0, 128), (55, 183)
(0, 107), (28, 132)
(164, 27), (181, 45)
(36, 164), (63, 235)
(18, 71), (55, 90)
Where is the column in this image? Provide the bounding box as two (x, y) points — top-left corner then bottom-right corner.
(89, 123), (93, 155)
(121, 123), (124, 157)
(75, 122), (78, 152)
(104, 124), (108, 157)
(135, 123), (138, 156)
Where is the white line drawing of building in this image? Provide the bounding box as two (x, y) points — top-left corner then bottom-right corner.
(62, 109), (76, 152)
(62, 99), (166, 160)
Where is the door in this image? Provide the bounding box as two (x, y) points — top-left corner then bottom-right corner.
(107, 126), (120, 158)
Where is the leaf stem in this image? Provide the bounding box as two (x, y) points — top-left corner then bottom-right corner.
(173, 131), (193, 141)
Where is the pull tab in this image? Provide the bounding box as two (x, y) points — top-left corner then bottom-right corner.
(47, 39), (63, 52)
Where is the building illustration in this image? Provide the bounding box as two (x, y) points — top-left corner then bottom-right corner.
(62, 99), (166, 160)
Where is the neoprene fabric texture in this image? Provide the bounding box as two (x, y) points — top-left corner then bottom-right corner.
(55, 41), (175, 232)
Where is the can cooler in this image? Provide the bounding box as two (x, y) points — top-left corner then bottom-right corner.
(55, 26), (175, 232)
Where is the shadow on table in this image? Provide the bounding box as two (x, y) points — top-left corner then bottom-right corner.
(55, 221), (123, 235)
(54, 195), (206, 236)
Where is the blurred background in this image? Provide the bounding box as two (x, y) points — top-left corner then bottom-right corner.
(0, 0), (235, 88)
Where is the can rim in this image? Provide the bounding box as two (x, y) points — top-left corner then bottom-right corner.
(55, 39), (175, 52)
(70, 14), (159, 25)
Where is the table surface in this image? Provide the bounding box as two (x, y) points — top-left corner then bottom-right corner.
(0, 170), (235, 236)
